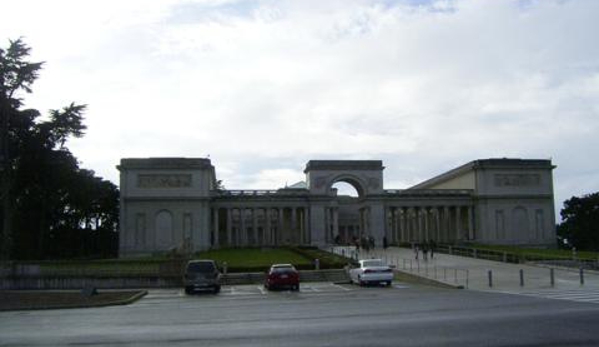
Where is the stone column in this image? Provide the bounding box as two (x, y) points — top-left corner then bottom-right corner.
(265, 208), (271, 245)
(303, 207), (310, 244)
(443, 206), (450, 242)
(226, 208), (232, 246)
(239, 208), (246, 246)
(291, 207), (297, 243)
(213, 208), (219, 248)
(435, 207), (441, 242)
(455, 206), (462, 241)
(423, 207), (429, 241)
(252, 208), (258, 246)
(332, 207), (339, 241)
(277, 208), (284, 245)
(468, 206), (474, 240)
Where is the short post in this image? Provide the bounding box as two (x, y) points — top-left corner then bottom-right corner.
(580, 268), (585, 285)
(519, 269), (524, 287)
(488, 270), (493, 288)
(550, 268), (555, 287)
(314, 258), (320, 270)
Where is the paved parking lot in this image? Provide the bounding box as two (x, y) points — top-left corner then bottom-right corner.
(144, 281), (412, 300)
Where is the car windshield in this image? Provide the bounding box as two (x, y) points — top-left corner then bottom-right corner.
(363, 260), (383, 267)
(272, 266), (294, 273)
(187, 262), (215, 273)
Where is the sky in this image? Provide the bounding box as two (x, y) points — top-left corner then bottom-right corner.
(1, 0), (598, 220)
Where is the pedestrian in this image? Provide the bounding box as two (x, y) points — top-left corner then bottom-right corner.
(429, 239), (436, 259)
(422, 241), (428, 262)
(383, 236), (388, 250)
(414, 242), (419, 260)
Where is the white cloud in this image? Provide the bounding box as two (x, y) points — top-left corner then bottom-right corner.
(2, 0), (598, 219)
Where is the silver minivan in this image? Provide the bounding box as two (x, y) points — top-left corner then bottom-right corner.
(183, 260), (222, 294)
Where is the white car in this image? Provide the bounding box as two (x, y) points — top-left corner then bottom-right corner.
(349, 259), (393, 286)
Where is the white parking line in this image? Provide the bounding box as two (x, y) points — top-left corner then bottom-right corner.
(330, 283), (352, 291)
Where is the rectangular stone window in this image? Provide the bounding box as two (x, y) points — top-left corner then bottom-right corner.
(535, 209), (545, 240)
(183, 213), (193, 239)
(137, 174), (192, 188)
(135, 213), (146, 246)
(495, 210), (505, 240)
(494, 174), (541, 187)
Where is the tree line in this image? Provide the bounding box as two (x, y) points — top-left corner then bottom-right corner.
(1, 38), (118, 260)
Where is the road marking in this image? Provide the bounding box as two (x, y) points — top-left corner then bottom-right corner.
(257, 286), (267, 295)
(503, 288), (599, 305)
(330, 283), (352, 291)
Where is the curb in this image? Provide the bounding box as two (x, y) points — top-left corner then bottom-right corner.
(0, 290), (148, 312)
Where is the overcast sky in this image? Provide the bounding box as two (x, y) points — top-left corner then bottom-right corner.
(2, 0), (598, 219)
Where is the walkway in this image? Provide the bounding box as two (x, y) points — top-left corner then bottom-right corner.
(330, 246), (599, 302)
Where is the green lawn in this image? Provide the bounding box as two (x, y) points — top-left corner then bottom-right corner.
(470, 244), (599, 260)
(197, 248), (314, 271)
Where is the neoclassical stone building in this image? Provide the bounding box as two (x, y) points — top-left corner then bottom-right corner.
(117, 158), (556, 256)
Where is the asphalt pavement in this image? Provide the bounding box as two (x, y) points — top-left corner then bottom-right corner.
(3, 282), (599, 346)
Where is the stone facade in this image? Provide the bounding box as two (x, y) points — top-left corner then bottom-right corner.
(117, 158), (556, 257)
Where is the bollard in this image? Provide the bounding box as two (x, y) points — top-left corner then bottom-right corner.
(580, 268), (585, 285)
(519, 269), (524, 287)
(488, 270), (493, 288)
(314, 258), (320, 270)
(550, 268), (555, 287)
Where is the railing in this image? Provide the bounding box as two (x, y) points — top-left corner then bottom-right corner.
(436, 244), (599, 270)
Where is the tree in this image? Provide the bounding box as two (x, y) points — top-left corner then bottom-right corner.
(1, 38), (43, 259)
(1, 38), (119, 259)
(557, 192), (599, 251)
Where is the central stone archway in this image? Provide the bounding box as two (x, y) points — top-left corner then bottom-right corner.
(304, 160), (386, 246)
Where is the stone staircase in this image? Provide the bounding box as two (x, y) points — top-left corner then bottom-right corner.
(222, 269), (349, 285)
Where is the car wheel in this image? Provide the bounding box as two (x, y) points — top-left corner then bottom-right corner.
(386, 281), (392, 287)
(292, 284), (300, 291)
(214, 285), (221, 294)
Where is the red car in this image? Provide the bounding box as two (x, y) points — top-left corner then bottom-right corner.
(265, 264), (300, 291)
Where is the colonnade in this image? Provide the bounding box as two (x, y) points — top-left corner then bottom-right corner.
(212, 206), (310, 247)
(386, 205), (474, 244)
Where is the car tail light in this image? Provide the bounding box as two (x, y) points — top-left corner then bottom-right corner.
(383, 268), (392, 273)
(364, 269), (373, 274)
